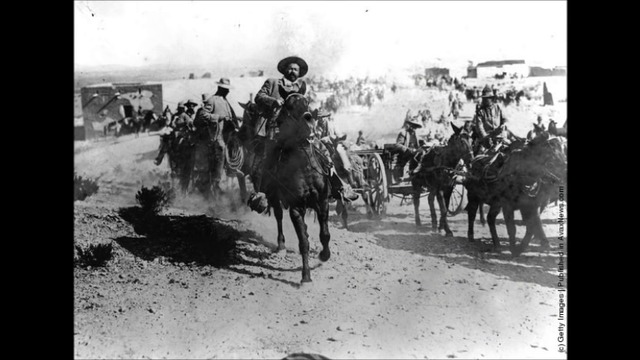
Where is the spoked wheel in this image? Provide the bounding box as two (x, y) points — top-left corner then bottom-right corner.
(447, 183), (466, 217)
(366, 153), (388, 217)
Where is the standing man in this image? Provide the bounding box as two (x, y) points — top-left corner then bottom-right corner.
(449, 93), (461, 120)
(192, 78), (237, 200)
(356, 130), (367, 147)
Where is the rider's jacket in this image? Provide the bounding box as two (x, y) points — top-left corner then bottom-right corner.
(255, 77), (307, 139)
(193, 95), (235, 144)
(473, 102), (507, 139)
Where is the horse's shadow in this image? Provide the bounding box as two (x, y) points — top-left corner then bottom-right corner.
(115, 206), (310, 288)
(333, 209), (429, 234)
(373, 230), (560, 288)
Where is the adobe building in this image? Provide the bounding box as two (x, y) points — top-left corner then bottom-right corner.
(79, 82), (163, 140)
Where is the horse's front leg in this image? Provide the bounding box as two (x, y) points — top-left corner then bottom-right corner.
(436, 190), (453, 237)
(479, 202), (486, 226)
(466, 194), (479, 242)
(487, 203), (502, 252)
(290, 205), (311, 283)
(428, 192), (438, 230)
(511, 205), (536, 257)
(317, 198), (331, 262)
(502, 204), (517, 252)
(272, 201), (286, 253)
(412, 189), (422, 227)
(534, 211), (550, 252)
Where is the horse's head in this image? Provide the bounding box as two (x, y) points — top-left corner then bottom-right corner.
(279, 93), (314, 144)
(523, 135), (567, 184)
(447, 122), (475, 165)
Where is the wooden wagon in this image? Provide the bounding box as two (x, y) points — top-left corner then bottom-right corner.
(350, 144), (466, 217)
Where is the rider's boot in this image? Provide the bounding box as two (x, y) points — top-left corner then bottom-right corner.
(411, 152), (425, 175)
(329, 167), (359, 202)
(392, 166), (404, 184)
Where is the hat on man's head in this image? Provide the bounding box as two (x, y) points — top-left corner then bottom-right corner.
(481, 85), (495, 98)
(185, 99), (198, 107)
(404, 117), (423, 128)
(176, 101), (185, 108)
(316, 109), (331, 118)
(277, 56), (309, 77)
(216, 78), (232, 89)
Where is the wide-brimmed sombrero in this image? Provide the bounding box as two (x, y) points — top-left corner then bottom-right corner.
(277, 56), (308, 77)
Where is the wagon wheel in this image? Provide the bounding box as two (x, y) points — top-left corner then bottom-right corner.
(447, 183), (466, 217)
(366, 153), (388, 217)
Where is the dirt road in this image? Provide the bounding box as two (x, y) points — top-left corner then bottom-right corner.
(74, 115), (567, 359)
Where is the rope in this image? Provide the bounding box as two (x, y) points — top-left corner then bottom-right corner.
(225, 136), (244, 173)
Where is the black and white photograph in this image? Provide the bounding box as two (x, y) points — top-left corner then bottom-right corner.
(74, 1), (568, 358)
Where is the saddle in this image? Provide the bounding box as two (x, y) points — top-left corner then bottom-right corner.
(470, 146), (507, 183)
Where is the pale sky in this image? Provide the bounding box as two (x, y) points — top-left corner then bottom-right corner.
(74, 1), (567, 77)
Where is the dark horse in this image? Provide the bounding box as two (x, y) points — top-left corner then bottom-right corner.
(464, 134), (566, 256)
(410, 123), (475, 235)
(262, 93), (333, 283)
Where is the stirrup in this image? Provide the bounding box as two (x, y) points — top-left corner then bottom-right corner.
(340, 187), (359, 202)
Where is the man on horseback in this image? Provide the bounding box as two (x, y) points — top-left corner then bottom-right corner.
(184, 99), (199, 120)
(472, 85), (520, 155)
(192, 78), (237, 199)
(154, 101), (192, 166)
(250, 56), (358, 209)
(154, 101), (196, 192)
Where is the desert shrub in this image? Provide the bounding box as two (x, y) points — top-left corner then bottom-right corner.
(74, 172), (99, 201)
(75, 243), (113, 268)
(136, 185), (174, 215)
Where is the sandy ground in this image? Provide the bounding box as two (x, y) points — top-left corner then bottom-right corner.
(74, 86), (567, 359)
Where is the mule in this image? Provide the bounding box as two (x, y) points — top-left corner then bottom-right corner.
(410, 123), (475, 236)
(463, 135), (566, 255)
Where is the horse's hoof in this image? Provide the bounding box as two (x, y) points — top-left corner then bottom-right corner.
(510, 246), (522, 257)
(539, 242), (551, 252)
(301, 277), (312, 284)
(445, 232), (454, 238)
(319, 249), (331, 262)
(468, 238), (475, 243)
